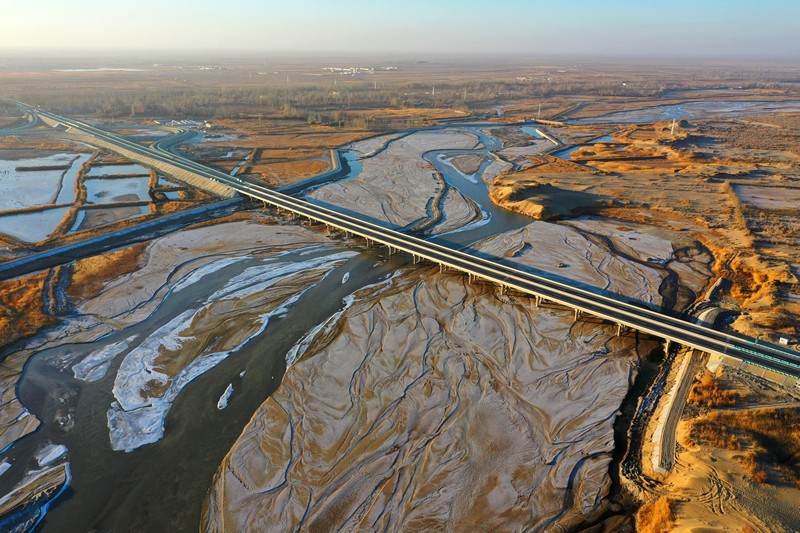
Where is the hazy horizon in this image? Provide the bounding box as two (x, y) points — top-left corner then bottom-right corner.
(3, 0), (799, 59)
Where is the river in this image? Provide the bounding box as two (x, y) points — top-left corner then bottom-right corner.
(1, 119), (695, 530)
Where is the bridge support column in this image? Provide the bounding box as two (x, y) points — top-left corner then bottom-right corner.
(574, 308), (581, 322)
(664, 339), (671, 354)
(439, 263), (443, 273)
(617, 323), (623, 336)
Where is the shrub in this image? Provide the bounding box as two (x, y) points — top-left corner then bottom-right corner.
(636, 496), (675, 533)
(687, 370), (739, 408)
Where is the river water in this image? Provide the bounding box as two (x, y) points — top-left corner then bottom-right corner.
(9, 247), (405, 531)
(1, 124), (542, 531)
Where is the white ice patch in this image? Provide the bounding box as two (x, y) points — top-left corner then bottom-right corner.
(0, 461), (10, 477)
(72, 335), (136, 382)
(206, 251), (357, 303)
(107, 346), (233, 451)
(107, 252), (355, 452)
(112, 310), (195, 412)
(217, 383), (234, 410)
(341, 272), (350, 284)
(436, 153), (479, 184)
(171, 256), (248, 294)
(35, 444), (68, 466)
(439, 209), (492, 236)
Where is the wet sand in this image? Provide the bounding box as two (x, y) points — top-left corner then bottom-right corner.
(203, 216), (713, 531)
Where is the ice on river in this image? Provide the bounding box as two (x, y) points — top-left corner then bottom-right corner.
(35, 443), (68, 466)
(72, 335), (136, 382)
(217, 384), (234, 410)
(107, 251), (357, 452)
(171, 256), (248, 294)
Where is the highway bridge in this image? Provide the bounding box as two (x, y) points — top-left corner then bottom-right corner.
(4, 97), (800, 380)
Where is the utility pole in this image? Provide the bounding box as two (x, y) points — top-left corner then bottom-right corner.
(671, 118), (676, 136)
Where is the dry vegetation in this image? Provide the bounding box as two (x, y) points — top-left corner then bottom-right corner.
(687, 369), (741, 408)
(496, 112), (800, 341)
(67, 243), (147, 302)
(688, 407), (800, 487)
(635, 496), (675, 533)
(0, 273), (55, 346)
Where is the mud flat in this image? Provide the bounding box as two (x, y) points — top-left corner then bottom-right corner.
(84, 177), (150, 204)
(0, 215), (364, 529)
(308, 130), (481, 233)
(203, 272), (645, 531)
(202, 216), (712, 531)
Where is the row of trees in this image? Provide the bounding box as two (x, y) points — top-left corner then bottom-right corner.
(7, 76), (677, 121)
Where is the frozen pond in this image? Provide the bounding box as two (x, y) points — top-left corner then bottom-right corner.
(86, 164), (149, 177)
(569, 100), (800, 124)
(70, 205), (150, 232)
(520, 125), (543, 138)
(0, 153), (88, 210)
(735, 185), (800, 210)
(553, 135), (614, 160)
(84, 177), (151, 203)
(0, 206), (70, 242)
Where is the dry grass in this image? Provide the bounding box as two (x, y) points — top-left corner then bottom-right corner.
(636, 496), (675, 533)
(687, 370), (740, 408)
(0, 272), (56, 346)
(244, 158), (331, 185)
(67, 243), (147, 302)
(688, 407), (800, 487)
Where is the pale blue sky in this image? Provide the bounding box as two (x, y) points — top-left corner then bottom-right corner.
(2, 0), (799, 58)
